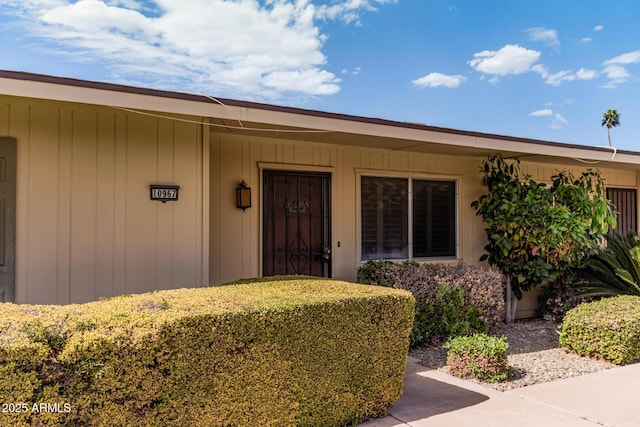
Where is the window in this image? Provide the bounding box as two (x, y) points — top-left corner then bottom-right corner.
(413, 180), (456, 257)
(361, 176), (456, 260)
(607, 188), (637, 236)
(361, 177), (408, 259)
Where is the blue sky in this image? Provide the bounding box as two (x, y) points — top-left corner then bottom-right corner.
(0, 0), (638, 151)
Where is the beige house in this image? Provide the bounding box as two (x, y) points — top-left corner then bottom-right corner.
(1, 70), (639, 317)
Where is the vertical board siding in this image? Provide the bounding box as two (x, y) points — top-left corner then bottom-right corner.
(2, 96), (206, 304)
(112, 113), (129, 297)
(123, 114), (158, 296)
(27, 104), (61, 303)
(95, 112), (117, 300)
(11, 102), (32, 303)
(210, 133), (488, 284)
(155, 119), (175, 291)
(57, 107), (73, 303)
(208, 135), (640, 321)
(171, 120), (202, 287)
(69, 109), (99, 303)
(209, 133), (640, 290)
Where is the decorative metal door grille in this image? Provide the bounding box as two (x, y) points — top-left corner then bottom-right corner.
(263, 171), (331, 277)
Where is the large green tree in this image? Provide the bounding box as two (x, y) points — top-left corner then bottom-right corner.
(471, 155), (616, 322)
(601, 109), (620, 147)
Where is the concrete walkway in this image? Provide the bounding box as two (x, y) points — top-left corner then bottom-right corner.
(359, 357), (640, 427)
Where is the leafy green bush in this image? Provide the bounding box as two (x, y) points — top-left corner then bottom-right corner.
(0, 278), (414, 427)
(573, 233), (640, 298)
(410, 285), (487, 348)
(559, 295), (640, 365)
(357, 261), (504, 346)
(471, 155), (615, 323)
(445, 334), (509, 383)
(357, 260), (393, 286)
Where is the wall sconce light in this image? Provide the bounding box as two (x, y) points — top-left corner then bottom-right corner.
(236, 180), (251, 210)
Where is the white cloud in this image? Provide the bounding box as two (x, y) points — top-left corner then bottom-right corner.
(411, 72), (467, 88)
(530, 109), (553, 117)
(468, 44), (594, 87)
(532, 64), (597, 86)
(42, 1), (154, 33)
(262, 68), (341, 95)
(468, 44), (541, 77)
(538, 68), (575, 86)
(526, 27), (560, 48)
(601, 64), (631, 88)
(316, 0), (398, 25)
(575, 68), (598, 80)
(530, 108), (567, 129)
(581, 37), (592, 43)
(551, 113), (568, 129)
(594, 25), (604, 31)
(545, 99), (574, 107)
(601, 50), (640, 88)
(341, 66), (361, 75)
(0, 0), (396, 99)
(603, 65), (630, 79)
(603, 50), (640, 65)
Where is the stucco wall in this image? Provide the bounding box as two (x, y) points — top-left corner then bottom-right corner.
(0, 96), (208, 304)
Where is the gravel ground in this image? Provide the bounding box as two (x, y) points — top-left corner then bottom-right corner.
(409, 319), (616, 391)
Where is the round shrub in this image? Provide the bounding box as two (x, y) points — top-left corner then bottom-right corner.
(445, 333), (509, 383)
(559, 295), (640, 365)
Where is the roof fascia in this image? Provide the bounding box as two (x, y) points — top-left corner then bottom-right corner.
(1, 71), (638, 165)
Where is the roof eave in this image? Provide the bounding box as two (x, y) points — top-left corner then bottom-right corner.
(1, 69), (639, 165)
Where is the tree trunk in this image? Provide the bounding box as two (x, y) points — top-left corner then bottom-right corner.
(505, 276), (518, 323)
(509, 292), (518, 323)
(505, 276), (511, 323)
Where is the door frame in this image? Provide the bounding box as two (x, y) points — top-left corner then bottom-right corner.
(258, 163), (335, 279)
(0, 137), (16, 302)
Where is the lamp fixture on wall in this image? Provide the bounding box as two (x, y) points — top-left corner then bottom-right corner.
(236, 180), (251, 210)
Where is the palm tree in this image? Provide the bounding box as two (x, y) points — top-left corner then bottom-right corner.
(601, 109), (620, 147)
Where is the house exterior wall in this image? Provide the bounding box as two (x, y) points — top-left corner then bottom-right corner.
(2, 90), (638, 316)
(210, 131), (639, 318)
(0, 95), (209, 304)
(210, 132), (489, 283)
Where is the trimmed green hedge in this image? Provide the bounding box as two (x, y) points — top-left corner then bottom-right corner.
(559, 295), (640, 365)
(0, 278), (414, 426)
(445, 334), (509, 383)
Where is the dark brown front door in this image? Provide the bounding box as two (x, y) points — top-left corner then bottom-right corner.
(263, 171), (331, 277)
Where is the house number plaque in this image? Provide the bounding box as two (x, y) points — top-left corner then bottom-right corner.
(150, 185), (180, 203)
